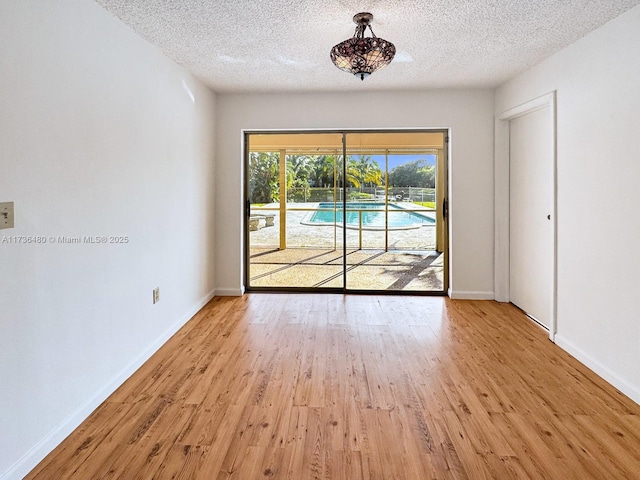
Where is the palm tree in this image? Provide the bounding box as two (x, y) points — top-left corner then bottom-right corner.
(306, 155), (382, 191)
(351, 155), (383, 191)
(309, 155), (344, 188)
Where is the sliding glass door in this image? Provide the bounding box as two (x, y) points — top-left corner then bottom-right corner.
(245, 130), (448, 293)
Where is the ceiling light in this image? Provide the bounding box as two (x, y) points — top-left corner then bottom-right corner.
(330, 12), (396, 81)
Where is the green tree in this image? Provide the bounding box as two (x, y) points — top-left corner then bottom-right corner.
(308, 155), (332, 187)
(249, 152), (280, 203)
(286, 155), (312, 186)
(286, 154), (312, 202)
(388, 160), (435, 188)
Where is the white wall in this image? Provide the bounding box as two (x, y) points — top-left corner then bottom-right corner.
(495, 6), (640, 403)
(0, 1), (216, 478)
(215, 90), (495, 297)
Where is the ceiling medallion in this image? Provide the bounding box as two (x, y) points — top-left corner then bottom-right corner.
(330, 12), (396, 81)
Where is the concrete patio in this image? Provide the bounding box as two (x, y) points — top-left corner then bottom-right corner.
(248, 204), (444, 291)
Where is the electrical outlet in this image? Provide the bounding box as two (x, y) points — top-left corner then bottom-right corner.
(153, 287), (160, 304)
(0, 202), (14, 229)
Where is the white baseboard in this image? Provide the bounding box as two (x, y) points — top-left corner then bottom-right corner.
(555, 334), (640, 406)
(215, 287), (244, 296)
(1, 289), (216, 480)
(448, 289), (495, 300)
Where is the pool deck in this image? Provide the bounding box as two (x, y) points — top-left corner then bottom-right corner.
(249, 202), (443, 291)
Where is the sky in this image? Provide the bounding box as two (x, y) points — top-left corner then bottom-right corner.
(357, 154), (436, 171)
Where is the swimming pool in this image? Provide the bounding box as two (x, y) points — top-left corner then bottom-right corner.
(302, 202), (435, 230)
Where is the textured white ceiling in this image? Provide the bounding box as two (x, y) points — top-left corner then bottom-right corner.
(94, 0), (640, 93)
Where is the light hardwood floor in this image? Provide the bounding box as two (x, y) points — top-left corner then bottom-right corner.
(26, 295), (640, 479)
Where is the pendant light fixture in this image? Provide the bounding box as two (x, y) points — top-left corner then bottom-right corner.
(330, 12), (396, 81)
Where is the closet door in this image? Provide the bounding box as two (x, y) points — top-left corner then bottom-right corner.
(509, 107), (553, 328)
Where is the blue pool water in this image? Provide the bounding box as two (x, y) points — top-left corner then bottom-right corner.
(305, 202), (435, 230)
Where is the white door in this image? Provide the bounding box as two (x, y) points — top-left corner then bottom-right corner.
(509, 107), (553, 328)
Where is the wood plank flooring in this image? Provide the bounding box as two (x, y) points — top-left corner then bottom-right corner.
(25, 295), (640, 479)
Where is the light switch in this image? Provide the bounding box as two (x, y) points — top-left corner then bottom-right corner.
(0, 202), (14, 229)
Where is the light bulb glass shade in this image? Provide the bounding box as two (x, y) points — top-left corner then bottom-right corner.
(330, 36), (396, 79)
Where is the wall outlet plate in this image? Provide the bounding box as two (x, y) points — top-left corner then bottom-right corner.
(0, 202), (14, 229)
(153, 287), (160, 304)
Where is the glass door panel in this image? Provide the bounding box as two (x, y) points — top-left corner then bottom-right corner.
(246, 132), (344, 289)
(344, 132), (446, 292)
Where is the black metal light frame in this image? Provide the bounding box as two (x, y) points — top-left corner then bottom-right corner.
(330, 12), (396, 81)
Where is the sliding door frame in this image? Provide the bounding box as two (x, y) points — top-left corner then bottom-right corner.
(243, 128), (449, 295)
